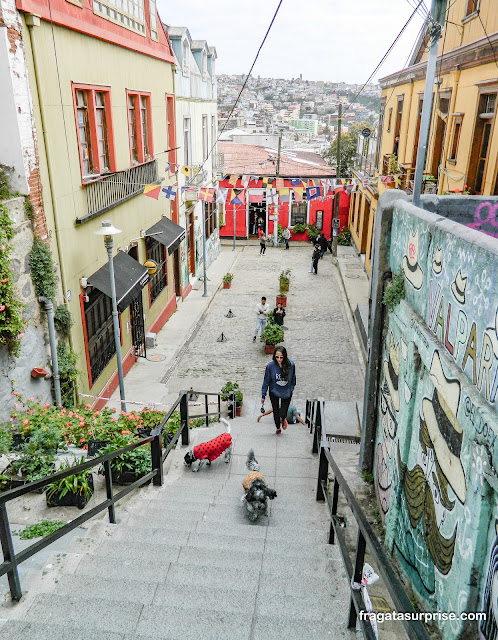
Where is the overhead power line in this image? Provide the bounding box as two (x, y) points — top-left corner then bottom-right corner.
(350, 0), (426, 105)
(201, 0), (284, 174)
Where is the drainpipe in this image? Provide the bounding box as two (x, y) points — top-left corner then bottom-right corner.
(39, 297), (62, 406)
(26, 16), (78, 403)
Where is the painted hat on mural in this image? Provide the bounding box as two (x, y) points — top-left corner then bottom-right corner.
(422, 350), (466, 503)
(450, 269), (467, 304)
(383, 334), (400, 412)
(402, 228), (424, 290)
(432, 246), (443, 275)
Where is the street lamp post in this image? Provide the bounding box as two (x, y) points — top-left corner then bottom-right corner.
(93, 220), (126, 413)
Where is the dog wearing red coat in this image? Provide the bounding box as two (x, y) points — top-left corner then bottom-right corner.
(184, 418), (232, 472)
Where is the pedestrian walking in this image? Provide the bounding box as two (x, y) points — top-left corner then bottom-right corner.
(273, 302), (286, 326)
(253, 296), (270, 342)
(310, 244), (320, 274)
(282, 226), (291, 250)
(260, 233), (266, 255)
(261, 345), (296, 434)
(257, 216), (264, 236)
(257, 402), (306, 426)
(318, 233), (328, 258)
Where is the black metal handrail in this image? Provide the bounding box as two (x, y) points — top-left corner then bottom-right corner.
(0, 388), (224, 602)
(306, 397), (430, 640)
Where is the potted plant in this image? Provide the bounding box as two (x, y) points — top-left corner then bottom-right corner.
(276, 284), (287, 308)
(222, 273), (234, 289)
(46, 457), (94, 509)
(260, 322), (284, 354)
(220, 380), (243, 417)
(306, 223), (320, 244)
(2, 453), (56, 493)
(279, 269), (291, 292)
(99, 434), (152, 486)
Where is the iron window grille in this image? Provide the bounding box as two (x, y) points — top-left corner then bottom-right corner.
(146, 237), (168, 304)
(84, 288), (116, 384)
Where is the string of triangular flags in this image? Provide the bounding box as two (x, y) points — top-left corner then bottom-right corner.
(142, 167), (405, 203)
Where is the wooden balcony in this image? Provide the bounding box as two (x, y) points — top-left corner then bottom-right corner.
(77, 160), (159, 224)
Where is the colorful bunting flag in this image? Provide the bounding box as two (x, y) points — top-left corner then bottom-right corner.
(143, 184), (161, 200)
(306, 186), (321, 200)
(290, 178), (302, 186)
(181, 166), (192, 177)
(275, 178), (285, 190)
(199, 187), (215, 202)
(230, 188), (245, 205)
(262, 177), (273, 187)
(165, 162), (171, 173)
(293, 188), (304, 202)
(216, 187), (229, 204)
(159, 185), (177, 200)
(229, 174), (239, 186)
(249, 193), (264, 203)
(266, 188), (277, 204)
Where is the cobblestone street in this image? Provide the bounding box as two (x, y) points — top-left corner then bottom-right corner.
(162, 245), (365, 408)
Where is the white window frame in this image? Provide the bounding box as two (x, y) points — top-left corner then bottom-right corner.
(182, 40), (190, 76)
(183, 117), (192, 167)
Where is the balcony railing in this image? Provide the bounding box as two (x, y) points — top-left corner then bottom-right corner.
(77, 160), (159, 224)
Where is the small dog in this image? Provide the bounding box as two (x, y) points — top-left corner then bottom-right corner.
(242, 450), (277, 521)
(184, 418), (232, 472)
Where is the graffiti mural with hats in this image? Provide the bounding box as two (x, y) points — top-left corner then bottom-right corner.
(373, 201), (498, 639)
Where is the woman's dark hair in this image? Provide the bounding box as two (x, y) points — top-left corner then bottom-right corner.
(273, 345), (290, 379)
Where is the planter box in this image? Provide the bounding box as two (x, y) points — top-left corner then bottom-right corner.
(276, 295), (287, 307)
(265, 344), (276, 355)
(87, 439), (109, 457)
(1, 463), (56, 494)
(138, 428), (152, 438)
(46, 474), (94, 509)
(111, 469), (152, 486)
(223, 282), (231, 289)
(235, 404), (242, 417)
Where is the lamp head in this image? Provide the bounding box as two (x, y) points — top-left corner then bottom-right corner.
(94, 220), (122, 248)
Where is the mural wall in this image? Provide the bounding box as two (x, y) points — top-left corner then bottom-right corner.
(373, 202), (498, 639)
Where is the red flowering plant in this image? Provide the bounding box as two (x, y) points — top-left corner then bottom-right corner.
(9, 392), (66, 453)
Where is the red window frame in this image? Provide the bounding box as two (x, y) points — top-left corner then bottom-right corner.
(72, 83), (116, 181)
(126, 90), (154, 165)
(166, 93), (178, 222)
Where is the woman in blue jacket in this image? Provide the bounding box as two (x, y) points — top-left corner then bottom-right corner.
(261, 345), (296, 434)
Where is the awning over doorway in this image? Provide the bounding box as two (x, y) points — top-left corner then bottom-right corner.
(145, 216), (185, 255)
(88, 250), (149, 313)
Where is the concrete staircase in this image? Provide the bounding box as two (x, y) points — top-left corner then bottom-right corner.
(0, 407), (357, 640)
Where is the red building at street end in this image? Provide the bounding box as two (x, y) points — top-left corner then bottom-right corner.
(218, 143), (349, 242)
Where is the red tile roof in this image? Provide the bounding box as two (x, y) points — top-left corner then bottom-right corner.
(219, 142), (335, 178)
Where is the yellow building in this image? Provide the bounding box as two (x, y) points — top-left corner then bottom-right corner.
(350, 0), (498, 274)
(13, 0), (181, 404)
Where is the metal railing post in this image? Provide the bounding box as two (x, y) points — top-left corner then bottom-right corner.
(217, 394), (221, 421)
(348, 529), (367, 629)
(151, 432), (163, 486)
(228, 390), (235, 419)
(205, 394), (209, 428)
(305, 398), (311, 433)
(329, 478), (340, 544)
(316, 442), (329, 502)
(180, 390), (190, 446)
(0, 503), (22, 601)
(103, 459), (116, 524)
(312, 400), (321, 454)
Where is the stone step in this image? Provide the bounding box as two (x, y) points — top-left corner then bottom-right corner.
(54, 573), (158, 604)
(76, 554), (171, 583)
(67, 537), (182, 563)
(0, 619), (125, 640)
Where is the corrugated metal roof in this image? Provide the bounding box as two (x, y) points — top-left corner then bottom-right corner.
(219, 142), (334, 177)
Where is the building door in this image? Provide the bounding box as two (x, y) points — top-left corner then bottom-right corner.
(173, 251), (181, 297)
(187, 210), (195, 275)
(468, 93), (496, 194)
(129, 294), (146, 358)
(249, 197), (266, 236)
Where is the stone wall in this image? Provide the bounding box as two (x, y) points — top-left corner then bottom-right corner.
(0, 197), (51, 420)
(365, 191), (498, 639)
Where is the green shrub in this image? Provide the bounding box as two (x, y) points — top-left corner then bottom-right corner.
(337, 227), (352, 246)
(383, 271), (406, 312)
(54, 305), (73, 335)
(57, 341), (79, 407)
(29, 237), (56, 301)
(17, 520), (65, 539)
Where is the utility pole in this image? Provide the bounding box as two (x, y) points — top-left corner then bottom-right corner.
(273, 133), (282, 246)
(412, 0), (447, 208)
(331, 102), (342, 257)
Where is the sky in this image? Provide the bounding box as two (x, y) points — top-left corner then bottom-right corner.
(157, 0), (429, 84)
